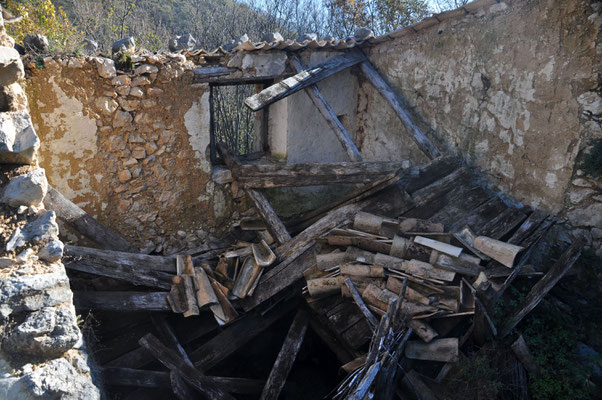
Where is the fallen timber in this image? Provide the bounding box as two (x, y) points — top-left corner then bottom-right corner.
(69, 152), (584, 399)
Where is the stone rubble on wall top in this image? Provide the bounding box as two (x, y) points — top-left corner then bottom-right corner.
(0, 168), (48, 208)
(112, 36), (136, 54)
(0, 111), (40, 165)
(3, 304), (81, 358)
(0, 46), (24, 85)
(94, 57), (116, 79)
(5, 210), (59, 252)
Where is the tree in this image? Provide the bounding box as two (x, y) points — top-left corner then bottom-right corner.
(324, 0), (431, 37)
(4, 0), (82, 52)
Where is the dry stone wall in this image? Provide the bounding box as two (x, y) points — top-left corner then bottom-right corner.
(0, 10), (100, 399)
(362, 0), (602, 254)
(25, 55), (238, 254)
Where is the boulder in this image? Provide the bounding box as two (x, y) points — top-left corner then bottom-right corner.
(0, 46), (24, 85)
(297, 33), (317, 42)
(94, 57), (116, 78)
(168, 33), (196, 52)
(6, 210), (59, 251)
(112, 36), (135, 54)
(0, 111), (40, 164)
(0, 168), (48, 208)
(354, 27), (374, 41)
(11, 357), (100, 399)
(134, 64), (158, 75)
(0, 265), (71, 317)
(23, 34), (49, 53)
(82, 38), (98, 55)
(4, 305), (81, 357)
(38, 240), (64, 263)
(262, 32), (284, 43)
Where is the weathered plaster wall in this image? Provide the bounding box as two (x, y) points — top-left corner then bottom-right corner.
(25, 56), (235, 253)
(362, 0), (602, 235)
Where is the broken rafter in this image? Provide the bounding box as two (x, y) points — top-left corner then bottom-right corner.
(138, 334), (235, 400)
(260, 310), (309, 400)
(500, 241), (583, 337)
(233, 161), (403, 189)
(217, 143), (291, 245)
(44, 187), (134, 252)
(245, 50), (366, 111)
(291, 56), (362, 162)
(359, 59), (440, 160)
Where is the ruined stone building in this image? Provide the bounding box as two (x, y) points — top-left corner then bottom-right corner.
(0, 0), (600, 398)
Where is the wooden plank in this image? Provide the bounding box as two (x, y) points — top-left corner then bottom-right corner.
(407, 168), (471, 219)
(138, 334), (235, 400)
(449, 196), (508, 233)
(44, 187), (134, 252)
(344, 278), (378, 329)
(65, 245), (176, 273)
(478, 207), (528, 240)
(501, 241), (583, 337)
(428, 184), (491, 227)
(190, 299), (295, 370)
(359, 60), (440, 159)
(234, 161), (404, 188)
(216, 144), (290, 245)
(405, 338), (459, 362)
(245, 51), (366, 111)
(74, 291), (170, 312)
(291, 56), (362, 161)
(64, 258), (172, 290)
(260, 310), (309, 400)
(397, 156), (458, 194)
(307, 313), (357, 364)
(507, 210), (548, 245)
(414, 236), (463, 257)
(245, 189), (292, 245)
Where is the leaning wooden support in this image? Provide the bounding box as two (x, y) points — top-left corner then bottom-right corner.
(501, 241), (583, 337)
(138, 334), (235, 400)
(245, 51), (366, 111)
(44, 186), (134, 252)
(260, 310), (309, 400)
(359, 60), (440, 160)
(291, 56), (362, 162)
(217, 143), (291, 245)
(345, 278), (379, 329)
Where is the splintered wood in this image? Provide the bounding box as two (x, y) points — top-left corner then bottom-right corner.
(303, 207), (557, 396)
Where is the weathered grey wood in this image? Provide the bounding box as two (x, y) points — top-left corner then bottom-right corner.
(65, 245), (176, 272)
(234, 161), (404, 188)
(478, 207), (528, 240)
(245, 51), (366, 111)
(398, 156), (458, 194)
(217, 144), (291, 245)
(348, 362), (381, 400)
(191, 299), (295, 370)
(345, 278), (379, 329)
(291, 56), (362, 161)
(501, 241), (583, 337)
(64, 258), (173, 290)
(260, 310), (309, 400)
(409, 168), (471, 210)
(151, 314), (193, 365)
(405, 338), (459, 362)
(44, 187), (134, 252)
(245, 189), (292, 245)
(138, 334), (235, 400)
(508, 210), (548, 245)
(74, 291), (170, 312)
(359, 60), (440, 160)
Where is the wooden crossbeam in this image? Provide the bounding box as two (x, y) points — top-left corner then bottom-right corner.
(359, 60), (440, 160)
(291, 56), (362, 162)
(260, 310), (309, 400)
(233, 161), (404, 189)
(245, 51), (366, 111)
(44, 186), (134, 252)
(74, 291), (170, 312)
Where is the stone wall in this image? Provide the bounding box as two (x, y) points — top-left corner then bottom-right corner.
(361, 0), (602, 251)
(0, 10), (100, 399)
(25, 55), (237, 253)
